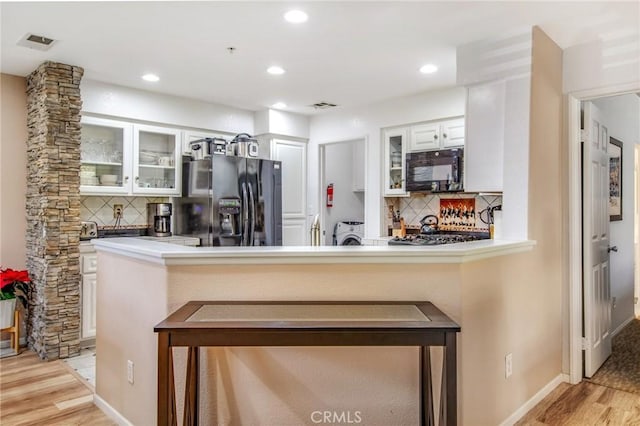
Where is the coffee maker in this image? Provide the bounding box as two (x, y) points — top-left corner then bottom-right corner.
(147, 203), (172, 237)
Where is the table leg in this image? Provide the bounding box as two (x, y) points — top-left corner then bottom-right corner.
(157, 332), (177, 426)
(440, 332), (457, 426)
(14, 311), (19, 353)
(183, 347), (200, 426)
(420, 346), (435, 426)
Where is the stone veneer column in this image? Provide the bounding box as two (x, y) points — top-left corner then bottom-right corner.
(26, 62), (83, 360)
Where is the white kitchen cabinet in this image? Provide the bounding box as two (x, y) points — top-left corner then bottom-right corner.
(80, 250), (97, 339)
(80, 116), (132, 195)
(352, 139), (365, 192)
(441, 118), (465, 148)
(408, 117), (465, 152)
(409, 123), (440, 151)
(133, 124), (181, 196)
(271, 139), (307, 245)
(80, 117), (182, 196)
(383, 128), (409, 196)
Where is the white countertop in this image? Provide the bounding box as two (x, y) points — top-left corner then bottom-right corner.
(92, 237), (536, 265)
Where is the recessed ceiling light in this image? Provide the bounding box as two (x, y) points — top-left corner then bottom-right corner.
(271, 102), (287, 109)
(284, 10), (308, 23)
(142, 73), (160, 82)
(419, 64), (438, 74)
(267, 66), (285, 75)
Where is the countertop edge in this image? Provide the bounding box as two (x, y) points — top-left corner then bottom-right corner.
(91, 238), (536, 265)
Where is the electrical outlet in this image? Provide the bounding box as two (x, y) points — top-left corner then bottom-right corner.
(612, 297), (617, 309)
(127, 360), (134, 384)
(635, 297), (638, 305)
(113, 204), (123, 218)
(505, 353), (513, 378)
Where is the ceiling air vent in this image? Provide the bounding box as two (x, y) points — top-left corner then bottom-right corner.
(17, 33), (56, 51)
(309, 102), (338, 110)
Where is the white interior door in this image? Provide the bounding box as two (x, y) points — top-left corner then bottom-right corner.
(583, 101), (613, 377)
(272, 139), (307, 245)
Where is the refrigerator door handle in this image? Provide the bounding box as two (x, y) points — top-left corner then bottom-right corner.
(248, 183), (256, 246)
(241, 182), (249, 246)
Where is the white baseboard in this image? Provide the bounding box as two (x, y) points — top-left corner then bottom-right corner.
(499, 373), (569, 426)
(611, 315), (635, 338)
(94, 394), (133, 426)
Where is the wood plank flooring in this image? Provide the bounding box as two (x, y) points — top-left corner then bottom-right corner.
(3, 349), (640, 426)
(516, 381), (640, 425)
(0, 350), (114, 426)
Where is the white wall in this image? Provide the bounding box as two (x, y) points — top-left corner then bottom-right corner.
(309, 87), (466, 238)
(593, 93), (640, 331)
(81, 80), (254, 134)
(323, 140), (365, 245)
(254, 109), (309, 140)
(563, 38), (640, 94)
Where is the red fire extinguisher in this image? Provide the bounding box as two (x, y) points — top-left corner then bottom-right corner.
(326, 183), (334, 207)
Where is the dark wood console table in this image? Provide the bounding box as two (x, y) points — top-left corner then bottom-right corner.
(154, 301), (460, 426)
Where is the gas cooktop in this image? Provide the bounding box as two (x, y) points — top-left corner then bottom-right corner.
(388, 232), (490, 246)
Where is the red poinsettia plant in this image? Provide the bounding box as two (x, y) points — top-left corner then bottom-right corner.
(0, 267), (31, 308)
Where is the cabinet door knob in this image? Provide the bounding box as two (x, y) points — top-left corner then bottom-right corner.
(124, 176), (129, 183)
(135, 176), (139, 182)
(434, 134), (438, 139)
(443, 133), (447, 138)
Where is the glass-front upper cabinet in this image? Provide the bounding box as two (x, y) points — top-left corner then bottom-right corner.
(80, 117), (131, 195)
(383, 128), (409, 197)
(80, 117), (182, 196)
(133, 124), (181, 196)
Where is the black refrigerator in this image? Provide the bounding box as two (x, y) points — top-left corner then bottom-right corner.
(174, 154), (282, 247)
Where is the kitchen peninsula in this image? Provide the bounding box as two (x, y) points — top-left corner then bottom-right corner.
(92, 238), (534, 425)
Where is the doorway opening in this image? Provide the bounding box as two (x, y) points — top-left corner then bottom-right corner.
(570, 89), (640, 386)
(318, 138), (367, 246)
(636, 144), (640, 319)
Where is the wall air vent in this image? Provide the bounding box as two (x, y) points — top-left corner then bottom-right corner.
(17, 33), (56, 51)
(309, 102), (338, 110)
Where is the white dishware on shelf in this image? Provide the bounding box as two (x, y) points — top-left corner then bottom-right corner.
(100, 174), (118, 186)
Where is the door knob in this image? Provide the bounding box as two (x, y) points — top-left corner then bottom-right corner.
(608, 246), (618, 253)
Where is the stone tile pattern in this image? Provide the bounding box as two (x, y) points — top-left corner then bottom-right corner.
(26, 62), (84, 360)
(80, 196), (168, 227)
(384, 194), (503, 230)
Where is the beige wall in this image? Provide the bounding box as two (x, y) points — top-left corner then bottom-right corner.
(97, 256), (462, 426)
(96, 253), (170, 426)
(0, 73), (28, 269)
(456, 26), (565, 424)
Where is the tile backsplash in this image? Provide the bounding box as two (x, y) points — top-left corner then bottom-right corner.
(80, 196), (169, 227)
(385, 193), (503, 231)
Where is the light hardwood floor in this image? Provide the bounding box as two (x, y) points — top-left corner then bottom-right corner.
(0, 350), (114, 425)
(3, 350), (640, 425)
(517, 381), (640, 425)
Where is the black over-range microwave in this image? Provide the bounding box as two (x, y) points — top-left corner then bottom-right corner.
(405, 148), (463, 192)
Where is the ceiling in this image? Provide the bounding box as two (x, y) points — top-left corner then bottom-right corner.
(1, 2), (638, 115)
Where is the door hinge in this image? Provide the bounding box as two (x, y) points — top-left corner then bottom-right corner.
(581, 337), (588, 350)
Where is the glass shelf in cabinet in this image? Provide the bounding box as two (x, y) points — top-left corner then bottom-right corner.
(138, 164), (175, 169)
(81, 160), (123, 166)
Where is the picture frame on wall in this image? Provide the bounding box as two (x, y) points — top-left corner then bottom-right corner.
(609, 137), (623, 221)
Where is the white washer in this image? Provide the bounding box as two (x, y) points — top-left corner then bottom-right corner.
(333, 221), (364, 246)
